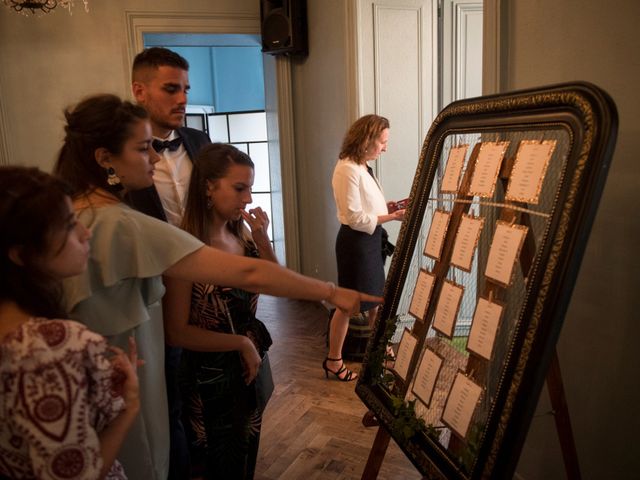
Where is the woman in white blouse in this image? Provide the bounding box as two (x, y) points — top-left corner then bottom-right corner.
(325, 115), (405, 381)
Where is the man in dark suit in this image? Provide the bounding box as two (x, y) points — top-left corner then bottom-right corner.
(128, 47), (210, 479)
(129, 47), (210, 224)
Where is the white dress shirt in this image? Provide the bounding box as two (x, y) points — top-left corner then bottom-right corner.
(152, 131), (192, 226)
(332, 158), (388, 235)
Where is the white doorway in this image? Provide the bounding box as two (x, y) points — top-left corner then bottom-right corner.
(356, 0), (439, 245)
(125, 12), (298, 267)
(143, 34), (284, 260)
(352, 0), (482, 341)
(440, 0), (483, 107)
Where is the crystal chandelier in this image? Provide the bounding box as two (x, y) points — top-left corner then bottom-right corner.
(2, 0), (89, 15)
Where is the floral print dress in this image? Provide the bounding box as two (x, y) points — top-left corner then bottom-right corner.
(180, 245), (272, 480)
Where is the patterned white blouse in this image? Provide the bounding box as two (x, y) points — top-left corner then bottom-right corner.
(0, 318), (127, 479)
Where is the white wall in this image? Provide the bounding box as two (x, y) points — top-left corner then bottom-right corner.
(494, 1), (640, 478)
(0, 0), (258, 170)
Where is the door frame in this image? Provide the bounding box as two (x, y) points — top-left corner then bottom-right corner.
(125, 10), (300, 270)
(482, 0), (507, 95)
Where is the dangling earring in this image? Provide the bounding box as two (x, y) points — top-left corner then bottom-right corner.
(206, 196), (213, 209)
(107, 167), (121, 186)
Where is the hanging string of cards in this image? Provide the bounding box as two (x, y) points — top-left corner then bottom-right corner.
(393, 138), (556, 439)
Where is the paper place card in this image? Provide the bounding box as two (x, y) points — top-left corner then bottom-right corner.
(393, 328), (418, 381)
(424, 210), (451, 260)
(412, 347), (444, 408)
(467, 297), (504, 360)
(441, 144), (469, 193)
(432, 280), (464, 338)
(505, 140), (556, 204)
(450, 214), (485, 271)
(468, 141), (510, 198)
(442, 372), (483, 439)
(484, 221), (529, 286)
(409, 269), (436, 321)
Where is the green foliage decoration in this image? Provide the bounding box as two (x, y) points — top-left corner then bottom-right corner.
(367, 315), (398, 385)
(366, 316), (443, 446)
(389, 397), (427, 442)
(457, 421), (484, 475)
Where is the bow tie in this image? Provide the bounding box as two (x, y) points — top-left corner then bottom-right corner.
(152, 137), (183, 153)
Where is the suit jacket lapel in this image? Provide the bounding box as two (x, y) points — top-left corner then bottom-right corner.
(178, 127), (198, 162)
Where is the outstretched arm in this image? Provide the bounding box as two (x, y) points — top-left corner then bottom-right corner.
(164, 246), (381, 317)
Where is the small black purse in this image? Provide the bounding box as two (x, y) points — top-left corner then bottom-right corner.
(253, 352), (274, 414)
(226, 303), (274, 414)
(381, 226), (395, 265)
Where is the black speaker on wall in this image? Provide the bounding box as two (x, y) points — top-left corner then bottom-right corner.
(260, 0), (308, 56)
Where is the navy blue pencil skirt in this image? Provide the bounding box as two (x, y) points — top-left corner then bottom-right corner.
(335, 224), (384, 312)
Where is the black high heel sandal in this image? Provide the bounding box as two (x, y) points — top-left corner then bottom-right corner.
(322, 357), (357, 382)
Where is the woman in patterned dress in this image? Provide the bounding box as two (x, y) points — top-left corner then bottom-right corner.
(0, 166), (141, 479)
(52, 94), (381, 479)
(163, 143), (277, 479)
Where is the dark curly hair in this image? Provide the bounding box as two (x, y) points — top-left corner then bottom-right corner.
(54, 93), (149, 196)
(0, 166), (74, 318)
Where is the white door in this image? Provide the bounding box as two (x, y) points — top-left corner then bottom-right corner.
(441, 0), (483, 107)
(354, 0), (482, 339)
(357, 0), (439, 243)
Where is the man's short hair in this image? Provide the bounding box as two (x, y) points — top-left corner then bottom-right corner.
(132, 47), (189, 82)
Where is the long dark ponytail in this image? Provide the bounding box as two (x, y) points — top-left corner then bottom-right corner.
(182, 143), (255, 245)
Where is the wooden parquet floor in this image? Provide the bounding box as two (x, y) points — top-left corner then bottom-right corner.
(255, 296), (421, 480)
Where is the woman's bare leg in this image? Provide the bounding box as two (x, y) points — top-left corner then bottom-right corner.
(325, 308), (357, 380)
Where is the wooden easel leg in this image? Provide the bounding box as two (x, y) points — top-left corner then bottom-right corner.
(362, 410), (379, 427)
(546, 350), (582, 480)
(361, 427), (391, 480)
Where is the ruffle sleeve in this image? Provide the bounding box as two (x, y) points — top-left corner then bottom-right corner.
(62, 204), (204, 336)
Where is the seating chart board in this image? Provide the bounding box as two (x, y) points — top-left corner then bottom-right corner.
(355, 83), (618, 479)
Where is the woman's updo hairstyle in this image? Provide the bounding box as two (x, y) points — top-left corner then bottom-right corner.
(54, 93), (148, 195)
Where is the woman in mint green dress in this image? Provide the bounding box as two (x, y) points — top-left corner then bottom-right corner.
(53, 94), (381, 480)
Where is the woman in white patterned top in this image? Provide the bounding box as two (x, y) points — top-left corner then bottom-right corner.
(0, 167), (141, 480)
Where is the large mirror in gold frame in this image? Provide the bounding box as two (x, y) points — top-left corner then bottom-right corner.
(356, 82), (617, 479)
